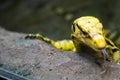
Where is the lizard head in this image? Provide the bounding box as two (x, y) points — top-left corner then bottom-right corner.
(71, 16), (107, 51)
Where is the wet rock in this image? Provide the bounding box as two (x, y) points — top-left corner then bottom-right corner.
(0, 27), (120, 80)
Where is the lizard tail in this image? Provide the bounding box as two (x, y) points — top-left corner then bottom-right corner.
(25, 34), (55, 45)
(25, 34), (76, 51)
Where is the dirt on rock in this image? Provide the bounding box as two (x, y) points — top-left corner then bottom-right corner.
(0, 27), (120, 80)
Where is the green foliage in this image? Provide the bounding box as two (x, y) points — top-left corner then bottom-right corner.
(0, 0), (119, 41)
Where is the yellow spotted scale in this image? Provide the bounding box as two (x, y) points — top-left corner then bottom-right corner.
(25, 16), (120, 64)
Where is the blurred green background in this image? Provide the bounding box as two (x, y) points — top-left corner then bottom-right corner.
(0, 0), (120, 42)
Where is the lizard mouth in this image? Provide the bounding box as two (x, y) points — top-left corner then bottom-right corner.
(101, 49), (109, 62)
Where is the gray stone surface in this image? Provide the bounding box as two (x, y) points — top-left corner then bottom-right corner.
(0, 27), (120, 80)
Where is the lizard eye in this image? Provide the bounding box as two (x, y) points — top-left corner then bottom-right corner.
(76, 24), (91, 38)
(72, 23), (75, 32)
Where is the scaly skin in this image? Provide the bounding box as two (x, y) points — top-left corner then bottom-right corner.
(25, 16), (120, 64)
